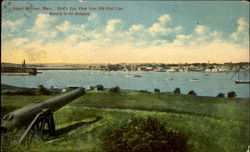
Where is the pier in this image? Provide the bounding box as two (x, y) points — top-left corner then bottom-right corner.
(1, 60), (38, 75)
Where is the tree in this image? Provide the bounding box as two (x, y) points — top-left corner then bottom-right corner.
(174, 88), (181, 94)
(217, 93), (225, 98)
(38, 85), (52, 95)
(188, 90), (197, 96)
(227, 91), (236, 98)
(109, 86), (120, 92)
(154, 88), (160, 93)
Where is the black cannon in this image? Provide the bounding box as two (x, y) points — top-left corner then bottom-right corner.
(1, 87), (85, 144)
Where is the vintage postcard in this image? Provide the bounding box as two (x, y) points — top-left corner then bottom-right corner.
(1, 0), (249, 152)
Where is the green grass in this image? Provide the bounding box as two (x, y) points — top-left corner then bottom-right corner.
(1, 95), (54, 118)
(1, 91), (249, 152)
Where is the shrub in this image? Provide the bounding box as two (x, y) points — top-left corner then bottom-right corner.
(96, 85), (104, 90)
(101, 117), (190, 152)
(174, 88), (181, 94)
(109, 86), (120, 93)
(90, 86), (95, 90)
(139, 90), (150, 93)
(227, 91), (237, 98)
(217, 93), (225, 98)
(2, 90), (36, 96)
(188, 90), (197, 96)
(154, 88), (160, 93)
(38, 85), (52, 95)
(19, 90), (36, 95)
(90, 85), (104, 91)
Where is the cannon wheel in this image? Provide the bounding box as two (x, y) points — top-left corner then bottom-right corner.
(19, 108), (55, 144)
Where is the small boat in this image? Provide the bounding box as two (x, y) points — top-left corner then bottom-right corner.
(189, 78), (201, 82)
(134, 70), (142, 77)
(235, 80), (250, 84)
(232, 69), (250, 84)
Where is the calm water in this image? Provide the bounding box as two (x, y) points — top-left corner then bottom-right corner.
(1, 70), (249, 98)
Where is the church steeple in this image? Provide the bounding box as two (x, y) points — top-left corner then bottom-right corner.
(22, 59), (26, 68)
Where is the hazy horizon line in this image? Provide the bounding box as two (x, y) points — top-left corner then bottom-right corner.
(2, 61), (250, 65)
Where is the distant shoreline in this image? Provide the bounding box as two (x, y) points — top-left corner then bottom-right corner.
(2, 62), (249, 73)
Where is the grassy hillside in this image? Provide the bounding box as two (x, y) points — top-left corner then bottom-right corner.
(1, 91), (249, 152)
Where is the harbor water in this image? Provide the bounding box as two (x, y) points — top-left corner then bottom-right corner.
(1, 70), (249, 98)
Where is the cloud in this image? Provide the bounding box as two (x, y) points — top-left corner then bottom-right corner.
(33, 14), (57, 30)
(159, 14), (171, 25)
(173, 34), (192, 46)
(195, 25), (207, 35)
(173, 24), (224, 47)
(3, 19), (24, 27)
(210, 31), (222, 37)
(8, 13), (183, 49)
(88, 13), (100, 24)
(237, 17), (248, 31)
(11, 38), (28, 46)
(56, 21), (71, 32)
(176, 34), (192, 40)
(2, 13), (249, 64)
(129, 25), (145, 32)
(148, 23), (166, 34)
(2, 38), (28, 51)
(27, 14), (58, 41)
(126, 25), (147, 41)
(2, 19), (25, 32)
(148, 14), (181, 37)
(64, 34), (81, 46)
(105, 19), (123, 33)
(230, 17), (249, 44)
(89, 14), (182, 48)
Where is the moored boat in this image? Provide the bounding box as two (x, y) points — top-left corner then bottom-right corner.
(232, 68), (250, 84)
(235, 80), (250, 83)
(189, 78), (201, 82)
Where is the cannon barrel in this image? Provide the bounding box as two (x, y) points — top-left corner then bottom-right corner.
(1, 87), (85, 132)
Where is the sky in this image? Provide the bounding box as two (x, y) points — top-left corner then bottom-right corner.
(1, 1), (249, 64)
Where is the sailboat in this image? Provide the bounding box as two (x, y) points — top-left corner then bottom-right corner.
(232, 69), (250, 84)
(134, 68), (142, 77)
(235, 80), (250, 83)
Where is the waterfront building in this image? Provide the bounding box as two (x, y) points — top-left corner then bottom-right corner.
(1, 60), (37, 75)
